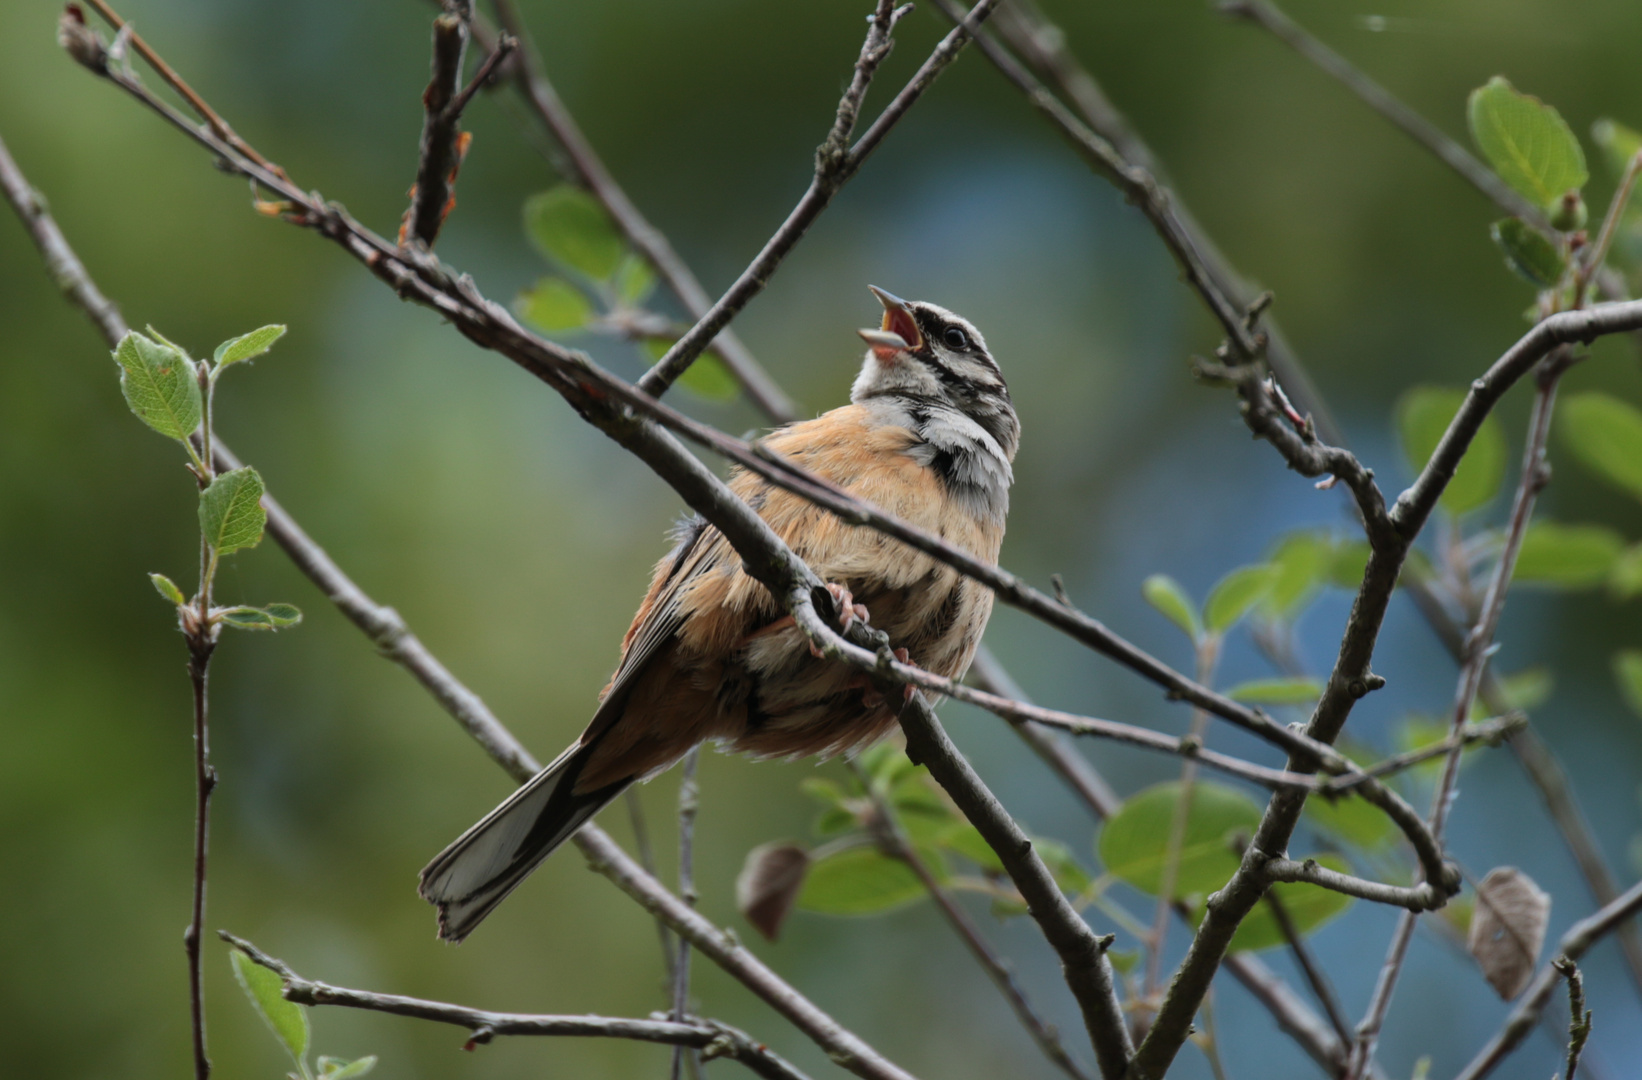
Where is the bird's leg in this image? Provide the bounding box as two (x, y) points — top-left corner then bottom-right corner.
(808, 582), (871, 658)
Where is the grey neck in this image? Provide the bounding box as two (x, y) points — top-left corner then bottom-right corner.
(861, 395), (1014, 526)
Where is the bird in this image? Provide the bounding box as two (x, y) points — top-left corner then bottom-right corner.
(419, 286), (1019, 942)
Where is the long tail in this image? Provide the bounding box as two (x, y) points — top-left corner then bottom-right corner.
(419, 739), (628, 943)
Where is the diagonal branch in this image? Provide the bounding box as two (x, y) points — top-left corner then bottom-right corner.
(219, 933), (812, 1080)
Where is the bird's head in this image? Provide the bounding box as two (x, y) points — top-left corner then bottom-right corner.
(852, 286), (1018, 460)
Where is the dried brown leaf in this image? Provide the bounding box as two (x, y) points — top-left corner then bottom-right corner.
(1468, 866), (1551, 999)
(736, 842), (811, 942)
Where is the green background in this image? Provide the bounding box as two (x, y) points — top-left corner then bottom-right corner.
(3, 1), (1641, 1078)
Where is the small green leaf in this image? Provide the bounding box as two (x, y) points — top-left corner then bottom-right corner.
(1260, 531), (1335, 619)
(1615, 650), (1642, 718)
(1610, 542), (1642, 599)
(1489, 218), (1566, 287)
(1034, 837), (1094, 895)
(614, 254), (657, 305)
(1203, 564), (1277, 634)
(642, 338), (740, 401)
(1330, 540), (1371, 588)
(1592, 118), (1642, 178)
(523, 186), (625, 281)
(1224, 677), (1323, 705)
(218, 604), (302, 631)
(263, 603), (302, 626)
(1498, 666), (1554, 711)
(1305, 791), (1397, 851)
(1397, 386), (1507, 515)
(149, 572), (187, 606)
(1098, 781), (1261, 900)
(1468, 77), (1588, 211)
(318, 1057), (377, 1080)
(813, 805), (858, 838)
(1106, 948), (1140, 975)
(797, 845), (934, 915)
(112, 331), (201, 441)
(229, 948), (309, 1071)
(1561, 393), (1642, 502)
(517, 277), (594, 333)
(1212, 853), (1356, 953)
(1512, 521), (1624, 587)
(199, 467), (267, 556)
(1142, 574), (1202, 642)
(213, 324), (287, 369)
(799, 777), (849, 807)
(941, 823), (1006, 874)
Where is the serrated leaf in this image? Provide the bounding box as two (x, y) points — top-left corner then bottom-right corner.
(736, 842), (811, 941)
(1142, 574), (1201, 642)
(1615, 650), (1642, 718)
(1561, 393), (1642, 502)
(1468, 77), (1588, 210)
(1397, 386), (1507, 515)
(113, 331), (201, 441)
(797, 845), (937, 916)
(1512, 521), (1624, 587)
(1261, 531), (1335, 619)
(1592, 118), (1642, 178)
(1489, 218), (1566, 287)
(614, 254), (656, 305)
(516, 277), (593, 333)
(1610, 542), (1642, 599)
(1098, 781), (1261, 900)
(523, 186), (625, 281)
(199, 467), (267, 556)
(1203, 564), (1277, 634)
(1203, 853), (1355, 953)
(318, 1057), (377, 1080)
(213, 324), (286, 369)
(1469, 866), (1550, 999)
(150, 573), (186, 606)
(1224, 677), (1323, 705)
(229, 948), (309, 1070)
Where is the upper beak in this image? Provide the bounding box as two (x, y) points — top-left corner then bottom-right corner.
(858, 284), (921, 358)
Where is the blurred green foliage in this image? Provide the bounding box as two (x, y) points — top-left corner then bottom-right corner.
(8, 2), (1642, 1079)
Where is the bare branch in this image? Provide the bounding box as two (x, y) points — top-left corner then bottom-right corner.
(1263, 889), (1353, 1047)
(1216, 0), (1544, 225)
(218, 933), (812, 1080)
(1454, 879), (1642, 1080)
(671, 748), (703, 1080)
(1319, 714), (1524, 794)
(894, 696), (1134, 1080)
(403, 9), (471, 247)
(1264, 858), (1448, 912)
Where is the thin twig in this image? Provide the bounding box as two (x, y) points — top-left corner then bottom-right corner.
(1217, 0), (1544, 225)
(1264, 890), (1353, 1047)
(847, 760), (1093, 1080)
(624, 788), (678, 989)
(404, 9), (470, 246)
(635, 0), (999, 399)
(218, 933), (813, 1080)
(1319, 714), (1525, 794)
(894, 697), (1133, 1080)
(1454, 879), (1642, 1080)
(671, 748), (702, 1080)
(1554, 957), (1592, 1080)
(184, 632), (217, 1080)
(1264, 858), (1448, 911)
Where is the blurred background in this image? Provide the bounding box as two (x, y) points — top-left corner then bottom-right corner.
(3, 0), (1642, 1077)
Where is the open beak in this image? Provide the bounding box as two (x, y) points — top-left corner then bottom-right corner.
(858, 285), (922, 361)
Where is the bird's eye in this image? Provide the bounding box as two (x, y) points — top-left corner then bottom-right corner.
(942, 326), (969, 350)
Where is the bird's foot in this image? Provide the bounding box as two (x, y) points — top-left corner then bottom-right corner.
(808, 582), (870, 658)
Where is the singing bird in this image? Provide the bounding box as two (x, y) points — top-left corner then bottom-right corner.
(420, 287), (1019, 942)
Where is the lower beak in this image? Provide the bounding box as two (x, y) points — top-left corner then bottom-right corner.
(858, 328), (911, 360)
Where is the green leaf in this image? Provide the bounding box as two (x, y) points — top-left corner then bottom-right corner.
(1468, 77), (1588, 210)
(941, 823), (1006, 874)
(1224, 677), (1323, 705)
(1330, 540), (1371, 588)
(517, 277), (593, 333)
(229, 948), (309, 1071)
(799, 777), (849, 807)
(797, 845), (935, 915)
(1592, 118), (1642, 178)
(1512, 521), (1624, 587)
(212, 324), (287, 369)
(641, 338), (740, 401)
(1098, 781), (1261, 900)
(1498, 666), (1554, 711)
(149, 572), (186, 606)
(198, 467), (267, 556)
(1203, 564), (1277, 634)
(813, 805), (858, 838)
(1397, 386), (1507, 515)
(1034, 837), (1094, 895)
(523, 186), (625, 281)
(1261, 531), (1335, 620)
(1305, 791), (1397, 851)
(1561, 393), (1642, 502)
(218, 604), (303, 631)
(614, 254), (657, 305)
(1141, 574), (1201, 643)
(1610, 542), (1642, 599)
(1106, 948), (1140, 976)
(1615, 649), (1642, 718)
(112, 331), (201, 441)
(1489, 218), (1566, 287)
(318, 1057), (377, 1080)
(1209, 853), (1355, 953)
